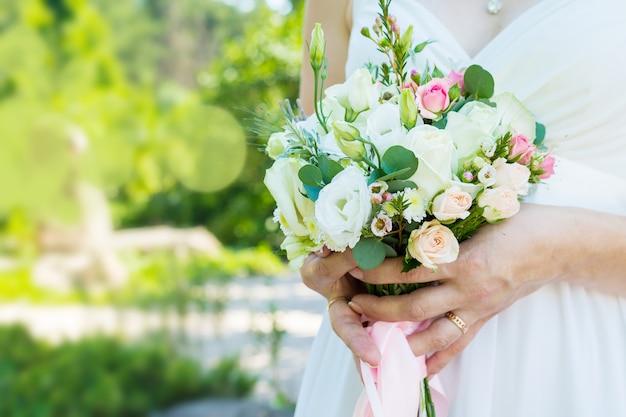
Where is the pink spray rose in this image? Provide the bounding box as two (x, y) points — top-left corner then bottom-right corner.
(509, 134), (536, 164)
(417, 78), (451, 119)
(538, 154), (556, 179)
(447, 69), (465, 94)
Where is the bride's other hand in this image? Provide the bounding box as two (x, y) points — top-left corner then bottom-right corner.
(345, 204), (626, 374)
(300, 248), (382, 366)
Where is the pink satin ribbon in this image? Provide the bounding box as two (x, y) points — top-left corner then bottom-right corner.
(353, 320), (449, 417)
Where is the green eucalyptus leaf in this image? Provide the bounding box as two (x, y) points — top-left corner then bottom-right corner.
(383, 243), (398, 257)
(298, 164), (323, 187)
(387, 179), (417, 193)
(318, 154), (343, 184)
(464, 64), (495, 99)
(381, 146), (418, 179)
(368, 168), (386, 184)
(534, 122), (546, 147)
(303, 184), (321, 202)
(353, 238), (387, 270)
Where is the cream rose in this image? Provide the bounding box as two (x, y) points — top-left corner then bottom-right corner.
(478, 186), (520, 222)
(407, 220), (459, 270)
(493, 158), (531, 195)
(432, 186), (473, 221)
(280, 234), (323, 269)
(264, 158), (316, 237)
(315, 166), (372, 251)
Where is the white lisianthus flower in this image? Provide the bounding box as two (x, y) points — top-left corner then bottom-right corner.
(492, 158), (531, 196)
(366, 102), (411, 155)
(407, 220), (459, 270)
(491, 92), (536, 141)
(315, 166), (372, 251)
(325, 68), (379, 121)
(402, 188), (428, 223)
(264, 158), (316, 237)
(266, 131), (290, 160)
(432, 186), (473, 221)
(280, 234), (323, 269)
(478, 186), (521, 222)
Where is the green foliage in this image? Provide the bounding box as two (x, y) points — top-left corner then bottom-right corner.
(0, 324), (257, 417)
(463, 64), (495, 99)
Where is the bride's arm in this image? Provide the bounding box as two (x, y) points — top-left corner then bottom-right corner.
(300, 0), (352, 114)
(300, 203), (626, 372)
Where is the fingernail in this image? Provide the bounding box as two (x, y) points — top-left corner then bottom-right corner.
(348, 301), (364, 315)
(349, 268), (363, 279)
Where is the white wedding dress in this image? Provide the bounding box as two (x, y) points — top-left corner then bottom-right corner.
(294, 0), (626, 416)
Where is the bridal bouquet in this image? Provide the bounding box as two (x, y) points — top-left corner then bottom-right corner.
(263, 0), (554, 416)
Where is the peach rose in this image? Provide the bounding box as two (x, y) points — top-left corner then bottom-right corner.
(432, 186), (473, 221)
(407, 220), (459, 270)
(478, 187), (520, 222)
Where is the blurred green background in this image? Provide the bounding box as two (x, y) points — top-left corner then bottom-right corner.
(0, 0), (316, 415)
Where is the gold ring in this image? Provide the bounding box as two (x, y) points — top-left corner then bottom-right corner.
(445, 311), (468, 334)
(327, 296), (349, 311)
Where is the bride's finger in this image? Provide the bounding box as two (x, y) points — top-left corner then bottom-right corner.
(425, 317), (489, 375)
(301, 249), (358, 293)
(328, 299), (381, 367)
(404, 310), (475, 359)
(348, 284), (458, 323)
(350, 257), (447, 285)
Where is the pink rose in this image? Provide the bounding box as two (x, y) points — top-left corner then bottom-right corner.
(417, 78), (451, 119)
(432, 186), (473, 221)
(478, 187), (520, 223)
(407, 220), (459, 270)
(509, 134), (536, 165)
(538, 154), (556, 179)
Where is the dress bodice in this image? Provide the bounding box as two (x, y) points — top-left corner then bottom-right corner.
(348, 0), (626, 178)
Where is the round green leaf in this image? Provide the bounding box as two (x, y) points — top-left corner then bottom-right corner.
(381, 146), (418, 180)
(298, 164), (323, 187)
(464, 65), (495, 99)
(353, 238), (387, 270)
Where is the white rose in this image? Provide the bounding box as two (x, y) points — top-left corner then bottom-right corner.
(407, 220), (459, 270)
(315, 166), (372, 251)
(445, 111), (495, 161)
(478, 186), (521, 222)
(458, 100), (500, 134)
(492, 92), (536, 141)
(366, 102), (411, 156)
(266, 131), (290, 160)
(325, 68), (378, 119)
(493, 158), (531, 195)
(432, 186), (473, 221)
(405, 124), (456, 200)
(264, 158), (316, 237)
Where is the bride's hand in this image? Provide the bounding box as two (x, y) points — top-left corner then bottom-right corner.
(300, 247), (382, 366)
(345, 204), (572, 374)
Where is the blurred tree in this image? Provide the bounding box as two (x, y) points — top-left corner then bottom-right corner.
(117, 1), (304, 248)
(0, 0), (250, 256)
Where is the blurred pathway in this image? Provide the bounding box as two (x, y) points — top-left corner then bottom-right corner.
(0, 273), (327, 409)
